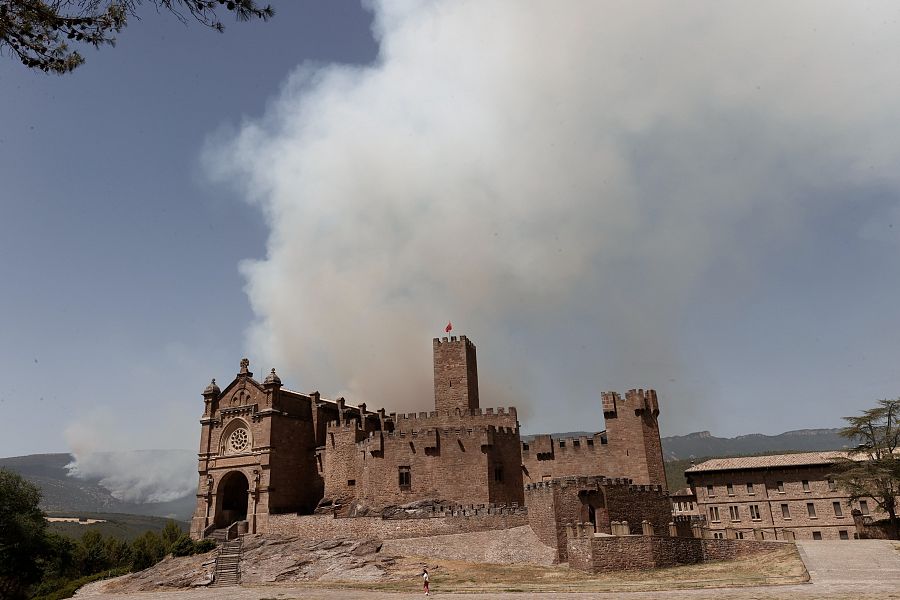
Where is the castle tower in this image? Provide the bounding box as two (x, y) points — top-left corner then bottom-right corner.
(433, 335), (480, 414)
(601, 389), (667, 487)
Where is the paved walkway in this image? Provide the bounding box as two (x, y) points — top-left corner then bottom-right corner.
(77, 539), (900, 599)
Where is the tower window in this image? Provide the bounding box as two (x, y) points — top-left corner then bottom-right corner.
(399, 466), (411, 489)
(494, 465), (504, 482)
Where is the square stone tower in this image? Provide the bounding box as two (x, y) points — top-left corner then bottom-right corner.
(433, 335), (480, 414)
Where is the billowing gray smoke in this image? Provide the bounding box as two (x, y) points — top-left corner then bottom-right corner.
(205, 1), (900, 434)
(66, 449), (196, 503)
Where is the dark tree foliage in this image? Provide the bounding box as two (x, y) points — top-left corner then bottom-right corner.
(0, 468), (48, 597)
(831, 398), (900, 539)
(0, 0), (274, 74)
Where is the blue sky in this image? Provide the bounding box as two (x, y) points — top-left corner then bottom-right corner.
(2, 1), (900, 459)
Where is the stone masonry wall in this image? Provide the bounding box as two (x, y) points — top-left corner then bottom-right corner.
(267, 510), (528, 541)
(524, 476), (672, 562)
(566, 527), (789, 573)
(520, 390), (667, 488)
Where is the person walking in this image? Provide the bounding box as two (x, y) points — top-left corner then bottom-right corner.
(422, 567), (430, 595)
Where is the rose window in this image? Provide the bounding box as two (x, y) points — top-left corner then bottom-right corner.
(227, 428), (250, 454)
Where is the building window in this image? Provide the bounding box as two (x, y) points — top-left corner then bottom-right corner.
(707, 485), (715, 497)
(398, 466), (411, 489)
(833, 501), (843, 517)
(828, 479), (838, 491)
(839, 530), (849, 540)
(586, 439), (594, 446)
(494, 465), (504, 482)
(688, 502), (694, 510)
(559, 440), (566, 448)
(807, 503), (817, 518)
(802, 480), (810, 492)
(573, 440), (580, 447)
(777, 481), (785, 493)
(713, 532), (725, 539)
(726, 483), (735, 496)
(729, 505), (740, 521)
(736, 531), (745, 539)
(522, 443), (529, 451)
(347, 479), (356, 487)
(812, 531), (822, 540)
(747, 483), (755, 495)
(860, 500), (870, 515)
(781, 503), (791, 519)
(709, 506), (720, 522)
(749, 505), (761, 521)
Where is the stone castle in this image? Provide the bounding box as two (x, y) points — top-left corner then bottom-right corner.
(190, 335), (668, 539)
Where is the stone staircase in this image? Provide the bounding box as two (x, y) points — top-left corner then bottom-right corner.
(211, 536), (242, 587)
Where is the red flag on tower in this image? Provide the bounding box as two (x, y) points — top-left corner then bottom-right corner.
(445, 321), (453, 333)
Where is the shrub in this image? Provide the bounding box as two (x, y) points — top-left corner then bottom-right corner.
(170, 535), (195, 557)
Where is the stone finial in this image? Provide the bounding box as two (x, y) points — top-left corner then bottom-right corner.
(263, 368), (282, 387)
(202, 378), (220, 397)
(239, 358), (251, 375)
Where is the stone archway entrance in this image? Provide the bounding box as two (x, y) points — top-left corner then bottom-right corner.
(215, 471), (249, 528)
(579, 489), (609, 533)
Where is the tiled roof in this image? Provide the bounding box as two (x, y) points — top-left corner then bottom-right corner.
(684, 451), (850, 473)
(670, 487), (695, 497)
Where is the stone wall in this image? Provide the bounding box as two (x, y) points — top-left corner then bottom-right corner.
(521, 389), (667, 488)
(566, 527), (789, 573)
(321, 421), (524, 511)
(524, 476), (672, 561)
(267, 509), (528, 541)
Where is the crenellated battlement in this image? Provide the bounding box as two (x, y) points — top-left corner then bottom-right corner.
(432, 334), (476, 349)
(380, 501), (527, 519)
(389, 406), (517, 424)
(522, 433), (603, 454)
(358, 424), (519, 448)
(602, 388), (659, 418)
(524, 475), (667, 495)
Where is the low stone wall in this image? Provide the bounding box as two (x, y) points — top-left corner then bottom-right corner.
(267, 511), (529, 541)
(567, 530), (789, 573)
(382, 525), (557, 565)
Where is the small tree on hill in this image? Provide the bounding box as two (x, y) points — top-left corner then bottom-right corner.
(160, 519), (182, 550)
(831, 398), (900, 539)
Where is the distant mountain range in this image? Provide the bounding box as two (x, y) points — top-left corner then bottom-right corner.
(1, 428), (849, 520)
(527, 428), (849, 460)
(659, 428), (849, 460)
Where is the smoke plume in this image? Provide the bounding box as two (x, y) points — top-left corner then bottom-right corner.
(205, 1), (900, 434)
(64, 415), (195, 503)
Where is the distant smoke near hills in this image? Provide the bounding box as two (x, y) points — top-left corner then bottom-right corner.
(0, 428), (848, 520)
(0, 452), (196, 521)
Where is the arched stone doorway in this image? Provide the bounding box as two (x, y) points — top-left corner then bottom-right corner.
(579, 489), (609, 533)
(215, 471), (249, 528)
